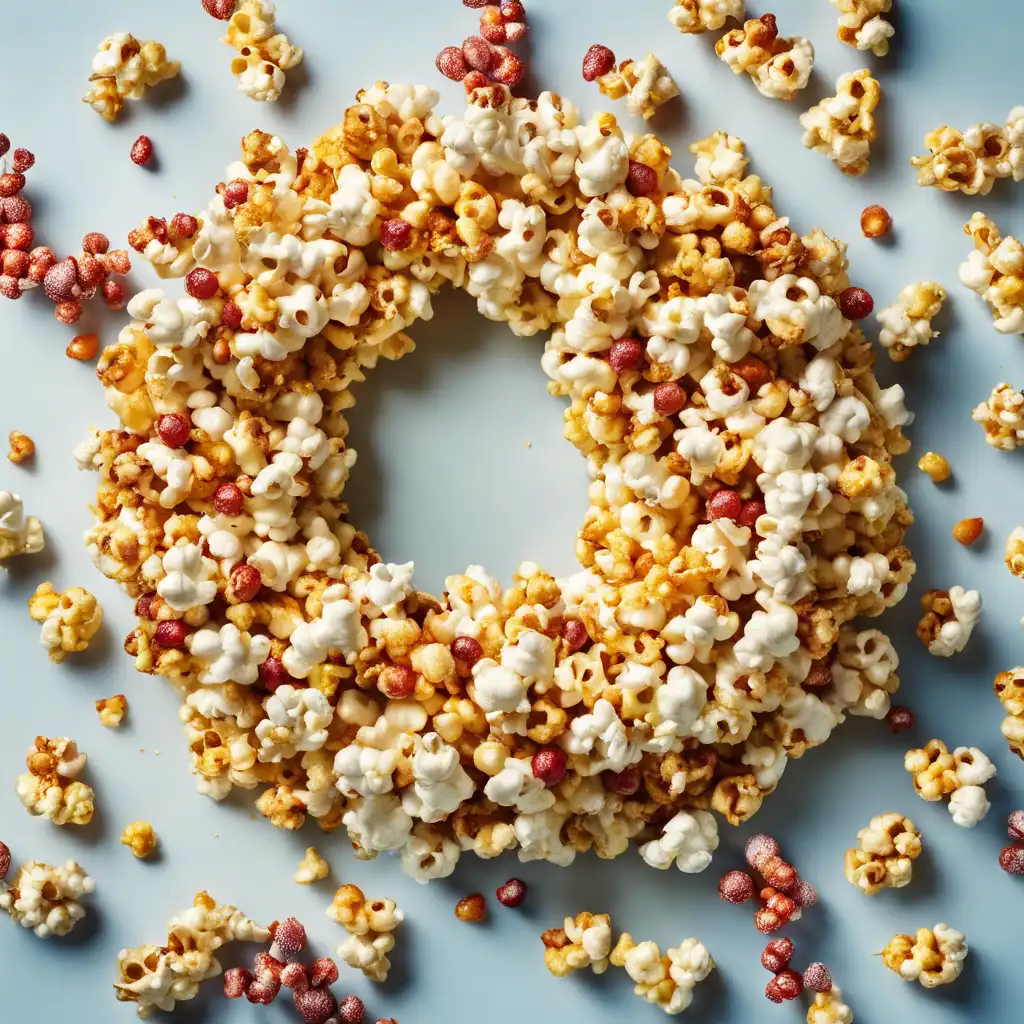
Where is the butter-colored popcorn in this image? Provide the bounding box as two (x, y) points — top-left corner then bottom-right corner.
(689, 132), (748, 184)
(904, 739), (995, 827)
(807, 985), (854, 1024)
(844, 813), (922, 894)
(8, 431), (35, 464)
(83, 33), (180, 122)
(799, 70), (880, 177)
(597, 54), (680, 121)
(1006, 528), (1024, 577)
(716, 15), (814, 101)
(16, 736), (95, 826)
(973, 383), (1024, 450)
(293, 846), (329, 884)
(0, 859), (94, 937)
(832, 0), (893, 56)
(223, 0), (303, 103)
(114, 891), (269, 1018)
(121, 821), (158, 859)
(610, 932), (715, 1015)
(959, 212), (1024, 334)
(97, 694), (128, 727)
(542, 911), (613, 977)
(876, 281), (946, 361)
(327, 883), (404, 982)
(28, 582), (103, 664)
(669, 0), (744, 34)
(916, 587), (981, 658)
(0, 491), (44, 562)
(994, 666), (1024, 758)
(882, 924), (968, 988)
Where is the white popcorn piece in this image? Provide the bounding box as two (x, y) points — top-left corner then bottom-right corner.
(0, 859), (94, 937)
(0, 491), (44, 562)
(400, 823), (461, 883)
(639, 809), (719, 872)
(959, 213), (1024, 334)
(799, 69), (880, 177)
(669, 0), (745, 34)
(157, 543), (218, 612)
(28, 582), (103, 664)
(328, 884), (404, 983)
(188, 623), (270, 685)
(255, 684), (333, 761)
(293, 846), (329, 884)
(919, 586), (981, 658)
(400, 732), (474, 823)
(689, 131), (749, 184)
(611, 933), (715, 1014)
(283, 584), (366, 678)
(877, 282), (946, 361)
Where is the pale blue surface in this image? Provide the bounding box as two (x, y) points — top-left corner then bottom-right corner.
(1, 2), (1022, 1022)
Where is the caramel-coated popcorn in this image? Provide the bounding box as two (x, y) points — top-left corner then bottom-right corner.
(97, 694), (128, 727)
(917, 451), (950, 482)
(973, 383), (1024, 450)
(904, 739), (995, 827)
(994, 666), (1024, 759)
(610, 932), (715, 1015)
(223, 0), (304, 103)
(327, 883), (404, 982)
(293, 846), (329, 883)
(28, 582), (103, 664)
(0, 859), (94, 937)
(877, 282), (946, 362)
(689, 132), (749, 185)
(807, 985), (854, 1024)
(916, 587), (981, 658)
(716, 15), (814, 101)
(882, 924), (968, 988)
(83, 33), (180, 122)
(799, 70), (880, 177)
(542, 912), (613, 977)
(0, 491), (44, 562)
(121, 820), (158, 859)
(960, 213), (1024, 334)
(16, 736), (95, 826)
(831, 0), (893, 56)
(8, 431), (35, 464)
(597, 54), (680, 121)
(844, 812), (921, 894)
(669, 0), (745, 34)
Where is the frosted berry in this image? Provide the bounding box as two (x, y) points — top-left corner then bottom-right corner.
(608, 337), (644, 373)
(380, 219), (413, 252)
(170, 213), (199, 239)
(766, 969), (803, 1003)
(436, 46), (470, 81)
(294, 986), (337, 1024)
(1008, 810), (1024, 842)
(653, 381), (686, 415)
(462, 35), (496, 73)
(253, 952), (284, 978)
(803, 962), (832, 993)
(738, 498), (766, 531)
(452, 636), (483, 665)
(55, 300), (83, 324)
(230, 563), (262, 602)
(379, 664), (417, 699)
(76, 254), (106, 287)
(246, 973), (282, 1004)
(562, 619), (589, 651)
(0, 840), (10, 880)
(202, 0), (237, 17)
(131, 136), (154, 166)
(82, 232), (110, 255)
(271, 917), (307, 960)
(153, 620), (187, 649)
(0, 275), (21, 299)
(156, 413), (190, 448)
(3, 250), (28, 278)
(2, 195), (32, 223)
(480, 6), (506, 42)
(760, 855), (798, 892)
(491, 47), (525, 87)
(309, 956), (338, 988)
(626, 161), (658, 196)
(223, 179), (249, 209)
(761, 937), (794, 973)
(582, 44), (615, 82)
(532, 747), (567, 786)
(259, 656), (286, 692)
(221, 300), (243, 329)
(500, 0), (525, 19)
(186, 267), (219, 299)
(0, 134), (8, 157)
(496, 878), (527, 907)
(707, 489), (742, 521)
(463, 70), (490, 93)
(0, 172), (25, 197)
(839, 286), (873, 320)
(999, 844), (1024, 876)
(213, 482), (244, 516)
(337, 994), (366, 1024)
(763, 889), (798, 921)
(886, 706), (914, 733)
(745, 833), (780, 870)
(280, 962), (309, 991)
(718, 870), (756, 904)
(792, 879), (819, 908)
(5, 223), (33, 251)
(12, 149), (34, 173)
(754, 906), (784, 934)
(43, 258), (78, 302)
(223, 967), (252, 999)
(28, 246), (56, 283)
(603, 766), (641, 795)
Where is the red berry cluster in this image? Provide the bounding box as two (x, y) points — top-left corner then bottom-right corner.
(1000, 810), (1024, 876)
(703, 485), (767, 533)
(760, 939), (833, 1003)
(0, 839), (10, 880)
(436, 1), (529, 90)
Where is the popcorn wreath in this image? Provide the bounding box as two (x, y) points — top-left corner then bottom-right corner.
(78, 80), (915, 880)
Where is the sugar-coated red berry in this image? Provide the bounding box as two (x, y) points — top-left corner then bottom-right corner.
(745, 833), (781, 870)
(280, 962), (309, 991)
(436, 46), (470, 81)
(463, 69), (490, 93)
(379, 664), (417, 699)
(0, 134), (9, 158)
(839, 286), (873, 320)
(2, 249), (28, 278)
(253, 952), (285, 978)
(337, 994), (366, 1024)
(221, 300), (243, 329)
(582, 44), (615, 82)
(230, 563), (262, 602)
(246, 973), (282, 1004)
(156, 413), (190, 449)
(223, 179), (250, 209)
(170, 213), (199, 239)
(105, 249), (132, 275)
(76, 254), (106, 287)
(792, 879), (819, 908)
(213, 481), (245, 516)
(764, 889), (798, 922)
(55, 300), (83, 324)
(886, 706), (914, 733)
(608, 337), (644, 373)
(496, 878), (528, 907)
(0, 275), (21, 299)
(627, 161), (659, 197)
(0, 840), (11, 881)
(500, 0), (525, 20)
(803, 962), (832, 993)
(271, 917), (308, 960)
(2, 195), (32, 223)
(380, 219), (413, 252)
(562, 619), (589, 651)
(202, 0), (237, 18)
(223, 967), (252, 999)
(1008, 810), (1024, 842)
(754, 907), (784, 934)
(603, 766), (641, 796)
(760, 855), (798, 893)
(293, 986), (337, 1024)
(153, 620), (187, 649)
(462, 35), (497, 73)
(5, 222), (33, 251)
(737, 498), (766, 532)
(532, 747), (567, 786)
(27, 246), (56, 283)
(653, 382), (686, 416)
(452, 635), (484, 665)
(707, 489), (742, 521)
(999, 844), (1024, 876)
(309, 957), (339, 988)
(0, 172), (25, 197)
(504, 20), (528, 41)
(12, 148), (35, 173)
(761, 937), (794, 973)
(82, 232), (110, 255)
(766, 969), (803, 1003)
(718, 870), (756, 904)
(131, 136), (154, 166)
(490, 47), (525, 87)
(186, 267), (220, 299)
(259, 655), (287, 692)
(480, 6), (507, 42)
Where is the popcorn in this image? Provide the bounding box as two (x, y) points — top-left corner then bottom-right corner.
(799, 70), (880, 177)
(0, 859), (94, 937)
(831, 0), (893, 56)
(293, 846), (329, 884)
(844, 813), (922, 894)
(995, 667), (1024, 758)
(876, 281), (946, 361)
(157, 543), (218, 612)
(327, 884), (403, 982)
(807, 985), (854, 1024)
(83, 33), (180, 121)
(16, 737), (95, 826)
(690, 132), (749, 185)
(973, 383), (1024, 450)
(904, 739), (996, 827)
(0, 491), (44, 562)
(255, 684), (333, 761)
(97, 694), (128, 727)
(959, 213), (1024, 334)
(223, 0), (304, 103)
(188, 622), (271, 685)
(27, 582), (103, 663)
(916, 587), (981, 657)
(881, 924), (968, 988)
(596, 54), (680, 121)
(716, 16), (814, 101)
(640, 809), (720, 873)
(542, 912), (614, 976)
(121, 821), (158, 859)
(669, 0), (745, 34)
(610, 932), (715, 1014)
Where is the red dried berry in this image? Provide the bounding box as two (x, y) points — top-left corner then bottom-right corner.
(134, 594), (157, 619)
(293, 986), (337, 1024)
(2, 195), (32, 223)
(271, 917), (308, 960)
(153, 620), (187, 649)
(463, 0), (489, 5)
(562, 619), (589, 651)
(451, 635), (484, 665)
(707, 488), (742, 521)
(603, 766), (641, 796)
(0, 274), (21, 299)
(760, 855), (798, 893)
(5, 222), (33, 251)
(803, 962), (832, 993)
(886, 706), (914, 733)
(223, 966), (252, 999)
(77, 254), (107, 287)
(221, 300), (243, 329)
(496, 878), (528, 908)
(202, 0), (237, 17)
(0, 840), (11, 880)
(186, 267), (220, 300)
(462, 35), (497, 73)
(55, 300), (83, 324)
(490, 47), (525, 87)
(156, 413), (191, 449)
(764, 889), (798, 922)
(2, 249), (28, 279)
(131, 136), (154, 166)
(1009, 810), (1024, 842)
(105, 249), (132, 275)
(804, 663), (832, 689)
(608, 337), (644, 373)
(11, 148), (34, 173)
(230, 563), (262, 602)
(766, 969), (803, 1003)
(504, 20), (528, 41)
(280, 962), (309, 991)
(101, 280), (125, 309)
(627, 161), (659, 197)
(0, 134), (9, 157)
(532, 747), (567, 786)
(27, 246), (56, 283)
(223, 179), (249, 209)
(761, 937), (794, 973)
(246, 973), (282, 1005)
(999, 844), (1024, 876)
(653, 381), (686, 416)
(718, 870), (756, 904)
(754, 907), (784, 934)
(379, 664), (417, 699)
(792, 879), (819, 908)
(436, 46), (470, 81)
(480, 6), (507, 42)
(213, 481), (245, 516)
(259, 655), (287, 692)
(82, 232), (110, 255)
(582, 44), (616, 82)
(337, 994), (366, 1024)
(500, 0), (525, 19)
(170, 213), (199, 239)
(745, 833), (781, 870)
(463, 69), (491, 93)
(308, 956), (339, 988)
(253, 952), (285, 978)
(0, 173), (25, 198)
(839, 286), (873, 320)
(380, 218), (413, 252)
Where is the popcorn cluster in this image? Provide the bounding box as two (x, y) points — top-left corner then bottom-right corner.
(610, 932), (715, 1015)
(959, 213), (1024, 335)
(327, 884), (403, 983)
(973, 383), (1024, 450)
(83, 32), (180, 121)
(716, 15), (814, 101)
(78, 82), (914, 874)
(881, 924), (968, 988)
(994, 667), (1024, 759)
(668, 0), (745, 34)
(807, 985), (853, 1024)
(916, 587), (981, 658)
(596, 54), (680, 121)
(0, 491), (44, 562)
(542, 911), (613, 976)
(876, 281), (946, 362)
(831, 0), (894, 56)
(799, 70), (880, 177)
(0, 859), (94, 937)
(28, 581), (104, 663)
(16, 736), (95, 826)
(912, 108), (1024, 196)
(221, 0), (304, 103)
(844, 812), (922, 894)
(114, 891), (269, 1018)
(904, 739), (995, 828)
(121, 821), (158, 858)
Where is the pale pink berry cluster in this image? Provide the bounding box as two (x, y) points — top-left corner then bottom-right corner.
(435, 0), (529, 90)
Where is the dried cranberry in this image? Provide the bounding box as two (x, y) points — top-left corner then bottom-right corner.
(531, 747), (567, 786)
(230, 563), (262, 602)
(707, 489), (742, 521)
(153, 620), (187, 649)
(582, 44), (615, 82)
(130, 136), (154, 166)
(496, 878), (528, 907)
(839, 286), (873, 320)
(886, 706), (914, 733)
(380, 219), (413, 252)
(608, 337), (644, 373)
(436, 46), (470, 81)
(718, 870), (755, 904)
(156, 413), (190, 449)
(603, 766), (641, 795)
(185, 267), (219, 300)
(626, 161), (658, 197)
(452, 636), (483, 665)
(259, 656), (287, 692)
(999, 844), (1024, 876)
(221, 300), (243, 329)
(561, 619), (588, 652)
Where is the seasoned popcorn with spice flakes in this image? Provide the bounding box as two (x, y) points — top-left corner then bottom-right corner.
(0, 491), (44, 562)
(83, 33), (180, 121)
(876, 282), (946, 361)
(669, 0), (744, 34)
(28, 582), (103, 664)
(97, 694), (128, 727)
(293, 846), (329, 884)
(882, 924), (967, 988)
(716, 16), (814, 101)
(610, 932), (714, 1015)
(327, 884), (404, 983)
(973, 383), (1024, 450)
(916, 587), (981, 658)
(597, 54), (680, 121)
(807, 985), (853, 1024)
(832, 0), (893, 56)
(690, 132), (749, 184)
(542, 911), (613, 977)
(844, 812), (921, 894)
(0, 859), (94, 937)
(959, 213), (1024, 334)
(16, 736), (95, 826)
(121, 821), (158, 859)
(799, 70), (880, 177)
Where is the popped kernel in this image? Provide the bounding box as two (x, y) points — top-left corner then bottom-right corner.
(994, 667), (1024, 759)
(28, 582), (103, 663)
(881, 924), (967, 988)
(293, 846), (329, 884)
(669, 0), (745, 34)
(596, 53), (680, 121)
(542, 912), (613, 976)
(974, 383), (1024, 450)
(16, 736), (95, 826)
(223, 0), (304, 103)
(904, 738), (995, 826)
(83, 33), (180, 121)
(916, 587), (981, 658)
(96, 694), (128, 727)
(0, 859), (94, 937)
(7, 431), (34, 463)
(121, 820), (158, 858)
(716, 15), (814, 101)
(327, 884), (404, 983)
(917, 451), (950, 482)
(844, 812), (922, 894)
(0, 491), (44, 561)
(610, 932), (715, 1014)
(800, 69), (880, 177)
(876, 282), (946, 361)
(959, 213), (1024, 334)
(831, 0), (893, 56)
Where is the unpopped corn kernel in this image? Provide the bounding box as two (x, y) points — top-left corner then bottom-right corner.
(454, 893), (487, 922)
(952, 518), (983, 547)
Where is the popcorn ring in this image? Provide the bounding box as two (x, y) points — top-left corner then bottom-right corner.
(79, 81), (914, 879)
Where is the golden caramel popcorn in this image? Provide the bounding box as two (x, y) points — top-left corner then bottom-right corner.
(994, 667), (1024, 759)
(668, 0), (745, 34)
(8, 431), (34, 464)
(881, 924), (968, 988)
(974, 383), (1024, 450)
(916, 588), (981, 658)
(16, 736), (95, 826)
(844, 812), (922, 894)
(877, 282), (947, 361)
(904, 739), (995, 827)
(28, 582), (103, 664)
(800, 69), (880, 177)
(83, 33), (180, 122)
(327, 884), (404, 982)
(96, 694), (128, 727)
(716, 15), (814, 101)
(917, 451), (950, 482)
(121, 820), (158, 859)
(832, 0), (893, 56)
(542, 912), (613, 977)
(293, 846), (329, 884)
(610, 931), (714, 1014)
(597, 54), (680, 120)
(960, 213), (1024, 335)
(807, 985), (854, 1024)
(223, 0), (304, 103)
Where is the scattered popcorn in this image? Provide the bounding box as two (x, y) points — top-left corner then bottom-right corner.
(7, 430), (34, 463)
(0, 859), (94, 937)
(293, 846), (329, 884)
(916, 587), (981, 657)
(690, 132), (749, 184)
(994, 667), (1024, 759)
(27, 582), (103, 663)
(610, 932), (715, 1014)
(831, 0), (893, 56)
(639, 809), (719, 873)
(16, 737), (95, 826)
(669, 0), (744, 33)
(881, 924), (968, 988)
(327, 884), (403, 983)
(917, 451), (951, 482)
(596, 53), (680, 120)
(542, 911), (613, 976)
(223, 0), (304, 102)
(83, 33), (180, 121)
(973, 383), (1024, 450)
(876, 282), (947, 361)
(121, 820), (158, 859)
(844, 813), (922, 894)
(716, 15), (814, 101)
(807, 985), (853, 1024)
(959, 213), (1024, 334)
(904, 739), (996, 827)
(0, 491), (44, 561)
(800, 70), (879, 177)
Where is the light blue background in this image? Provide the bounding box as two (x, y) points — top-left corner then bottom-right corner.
(1, 2), (1022, 1021)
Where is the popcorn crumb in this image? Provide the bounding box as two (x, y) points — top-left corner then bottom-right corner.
(0, 859), (94, 937)
(7, 431), (34, 464)
(844, 812), (922, 894)
(16, 736), (95, 826)
(916, 587), (981, 658)
(877, 282), (946, 362)
(121, 821), (158, 859)
(28, 582), (103, 663)
(97, 695), (128, 727)
(881, 924), (967, 988)
(293, 846), (329, 884)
